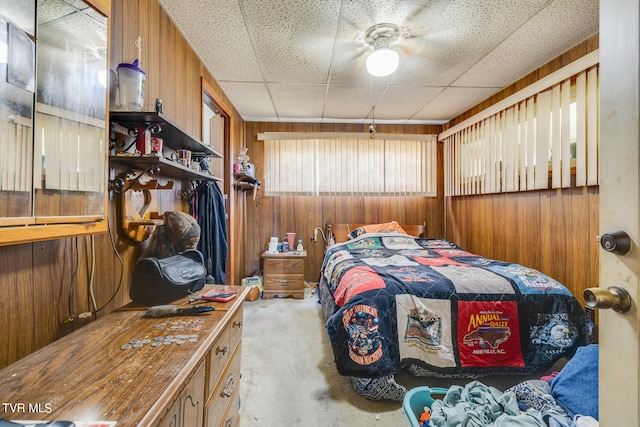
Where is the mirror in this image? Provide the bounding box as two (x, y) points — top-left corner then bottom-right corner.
(34, 0), (107, 217)
(0, 2), (35, 218)
(0, 0), (107, 243)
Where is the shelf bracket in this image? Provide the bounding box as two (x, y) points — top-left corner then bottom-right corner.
(113, 170), (175, 243)
(109, 166), (161, 194)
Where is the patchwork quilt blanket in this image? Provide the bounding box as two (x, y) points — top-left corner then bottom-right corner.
(320, 233), (589, 379)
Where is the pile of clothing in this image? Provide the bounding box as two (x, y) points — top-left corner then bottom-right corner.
(422, 345), (598, 427)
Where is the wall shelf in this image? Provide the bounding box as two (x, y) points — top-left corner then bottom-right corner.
(108, 112), (226, 243)
(110, 111), (222, 157)
(233, 172), (260, 201)
(233, 172), (260, 190)
(110, 154), (222, 182)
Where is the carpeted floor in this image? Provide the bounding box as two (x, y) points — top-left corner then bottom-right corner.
(238, 288), (557, 427)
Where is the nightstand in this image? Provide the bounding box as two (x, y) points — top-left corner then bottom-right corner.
(261, 250), (307, 299)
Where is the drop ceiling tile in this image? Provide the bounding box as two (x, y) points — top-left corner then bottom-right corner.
(242, 0), (341, 84)
(455, 0), (599, 87)
(37, 0), (77, 24)
(268, 83), (327, 119)
(323, 84), (387, 121)
(414, 86), (502, 122)
(391, 55), (460, 87)
(217, 81), (276, 120)
(61, 0), (89, 10)
(374, 85), (446, 122)
(159, 0), (262, 82)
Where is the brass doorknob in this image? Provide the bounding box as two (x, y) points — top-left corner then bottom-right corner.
(583, 286), (632, 313)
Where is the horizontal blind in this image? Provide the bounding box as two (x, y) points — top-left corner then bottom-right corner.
(263, 134), (437, 197)
(444, 65), (599, 197)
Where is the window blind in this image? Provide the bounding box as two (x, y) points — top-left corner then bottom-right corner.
(261, 133), (437, 197)
(443, 65), (599, 197)
(33, 104), (105, 192)
(1, 115), (33, 192)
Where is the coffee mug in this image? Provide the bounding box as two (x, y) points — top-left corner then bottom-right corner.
(171, 149), (191, 167)
(150, 137), (163, 153)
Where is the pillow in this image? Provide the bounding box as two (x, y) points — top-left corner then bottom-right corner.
(348, 221), (408, 239)
(549, 344), (598, 420)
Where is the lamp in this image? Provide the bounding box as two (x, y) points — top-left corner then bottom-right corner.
(365, 23), (400, 77)
(366, 47), (399, 77)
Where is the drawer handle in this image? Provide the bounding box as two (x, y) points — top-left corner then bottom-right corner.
(233, 320), (243, 328)
(221, 373), (236, 397)
(224, 419), (233, 427)
(216, 345), (228, 356)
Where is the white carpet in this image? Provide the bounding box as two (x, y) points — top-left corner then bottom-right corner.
(238, 288), (551, 427)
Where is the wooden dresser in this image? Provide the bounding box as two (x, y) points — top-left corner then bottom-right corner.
(0, 285), (248, 427)
(262, 250), (307, 299)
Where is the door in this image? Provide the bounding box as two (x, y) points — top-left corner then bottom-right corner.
(598, 0), (640, 424)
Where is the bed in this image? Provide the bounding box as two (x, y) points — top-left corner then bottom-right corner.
(319, 222), (590, 400)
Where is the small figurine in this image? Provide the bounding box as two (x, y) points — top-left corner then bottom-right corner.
(419, 407), (431, 426)
(237, 147), (249, 165)
(155, 98), (164, 114)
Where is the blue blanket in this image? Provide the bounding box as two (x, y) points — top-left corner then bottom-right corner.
(549, 344), (598, 419)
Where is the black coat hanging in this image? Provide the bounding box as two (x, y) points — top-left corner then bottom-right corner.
(191, 180), (227, 284)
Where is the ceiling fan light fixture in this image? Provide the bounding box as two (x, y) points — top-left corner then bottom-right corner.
(366, 47), (399, 77)
(365, 23), (401, 77)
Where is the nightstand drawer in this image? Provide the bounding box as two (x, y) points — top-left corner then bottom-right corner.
(264, 258), (304, 274)
(263, 275), (302, 289)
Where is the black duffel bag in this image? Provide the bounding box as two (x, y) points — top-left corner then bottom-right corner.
(130, 249), (206, 305)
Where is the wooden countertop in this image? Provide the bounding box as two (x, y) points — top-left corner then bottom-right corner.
(0, 285), (248, 425)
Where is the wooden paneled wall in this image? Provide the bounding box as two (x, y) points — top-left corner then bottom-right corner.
(446, 185), (599, 304)
(243, 122), (445, 282)
(0, 0), (244, 369)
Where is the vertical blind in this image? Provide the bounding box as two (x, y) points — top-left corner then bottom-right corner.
(260, 133), (438, 197)
(1, 115), (33, 192)
(442, 65), (599, 196)
(34, 104), (105, 192)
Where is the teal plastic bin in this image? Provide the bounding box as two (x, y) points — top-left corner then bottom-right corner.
(403, 386), (448, 427)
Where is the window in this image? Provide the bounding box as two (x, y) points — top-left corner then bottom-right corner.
(260, 133), (438, 197)
(442, 61), (598, 196)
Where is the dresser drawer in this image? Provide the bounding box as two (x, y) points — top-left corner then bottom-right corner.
(206, 344), (242, 427)
(264, 258), (304, 274)
(207, 326), (231, 397)
(219, 385), (241, 427)
(229, 307), (244, 351)
(157, 360), (206, 427)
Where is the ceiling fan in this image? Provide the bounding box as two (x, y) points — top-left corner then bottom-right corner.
(364, 23), (402, 77)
